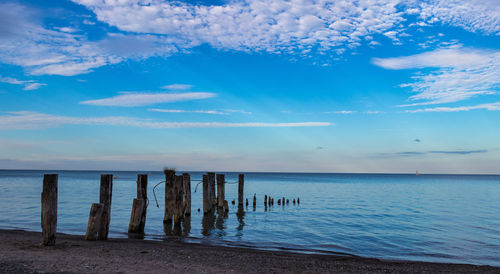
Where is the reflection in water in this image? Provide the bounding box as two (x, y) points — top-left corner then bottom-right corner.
(163, 216), (191, 236)
(201, 212), (216, 236)
(215, 208), (228, 237)
(236, 206), (245, 237)
(128, 232), (145, 240)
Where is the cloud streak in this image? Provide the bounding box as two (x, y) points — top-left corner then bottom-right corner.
(405, 102), (500, 113)
(378, 149), (488, 157)
(80, 92), (216, 107)
(373, 47), (500, 106)
(0, 111), (332, 130)
(0, 76), (46, 90)
(148, 108), (229, 115)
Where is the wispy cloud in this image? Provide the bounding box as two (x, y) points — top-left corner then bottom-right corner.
(405, 102), (500, 113)
(324, 110), (356, 114)
(373, 47), (500, 106)
(0, 111), (332, 130)
(0, 76), (46, 90)
(80, 92), (216, 107)
(148, 108), (229, 115)
(224, 109), (252, 115)
(161, 84), (192, 91)
(378, 149), (487, 157)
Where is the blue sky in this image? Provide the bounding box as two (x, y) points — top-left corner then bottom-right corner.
(0, 0), (499, 173)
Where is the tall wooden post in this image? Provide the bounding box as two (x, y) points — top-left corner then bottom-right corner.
(238, 174), (244, 206)
(41, 174), (58, 246)
(202, 174), (211, 214)
(264, 195), (267, 206)
(216, 174), (225, 208)
(173, 175), (184, 225)
(208, 172), (216, 206)
(128, 174), (148, 234)
(98, 174), (113, 240)
(253, 193), (256, 207)
(183, 173), (191, 216)
(163, 169), (175, 224)
(85, 203), (103, 241)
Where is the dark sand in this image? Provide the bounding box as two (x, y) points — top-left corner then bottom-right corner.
(1, 229), (498, 273)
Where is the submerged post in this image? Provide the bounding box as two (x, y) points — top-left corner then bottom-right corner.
(85, 203), (103, 241)
(163, 169), (175, 224)
(173, 175), (184, 225)
(238, 174), (244, 207)
(98, 174), (113, 240)
(264, 195), (267, 206)
(183, 173), (191, 217)
(128, 174), (148, 234)
(253, 193), (256, 207)
(41, 174), (58, 246)
(216, 174), (225, 209)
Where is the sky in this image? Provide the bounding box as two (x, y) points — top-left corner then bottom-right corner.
(0, 0), (499, 173)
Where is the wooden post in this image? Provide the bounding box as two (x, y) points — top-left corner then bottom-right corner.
(286, 199), (289, 205)
(173, 175), (184, 225)
(85, 203), (103, 241)
(128, 199), (146, 234)
(282, 197), (285, 206)
(41, 174), (58, 246)
(277, 198), (281, 205)
(163, 169), (175, 224)
(208, 172), (216, 206)
(253, 193), (256, 207)
(238, 174), (244, 206)
(202, 175), (211, 214)
(128, 174), (148, 234)
(98, 174), (113, 240)
(264, 195), (267, 206)
(297, 197), (300, 205)
(223, 200), (229, 212)
(293, 199), (296, 205)
(183, 173), (191, 217)
(216, 174), (225, 208)
(245, 198), (249, 207)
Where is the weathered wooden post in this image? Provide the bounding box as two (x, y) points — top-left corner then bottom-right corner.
(264, 195), (268, 206)
(128, 174), (148, 234)
(216, 174), (225, 209)
(238, 174), (244, 206)
(245, 198), (249, 207)
(208, 172), (216, 206)
(98, 174), (113, 240)
(223, 200), (229, 212)
(163, 169), (175, 224)
(286, 199), (289, 205)
(182, 173), (191, 217)
(253, 193), (256, 207)
(277, 198), (281, 205)
(173, 175), (184, 225)
(85, 203), (103, 241)
(293, 199), (296, 205)
(41, 174), (58, 246)
(297, 197), (300, 205)
(202, 174), (211, 214)
(282, 197), (285, 206)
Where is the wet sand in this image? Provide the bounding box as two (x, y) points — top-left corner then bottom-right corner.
(1, 229), (498, 273)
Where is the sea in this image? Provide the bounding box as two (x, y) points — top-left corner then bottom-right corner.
(1, 170), (499, 266)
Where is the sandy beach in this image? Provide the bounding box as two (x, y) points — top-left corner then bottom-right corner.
(1, 229), (498, 273)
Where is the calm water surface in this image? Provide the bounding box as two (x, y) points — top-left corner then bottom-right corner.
(0, 170), (499, 266)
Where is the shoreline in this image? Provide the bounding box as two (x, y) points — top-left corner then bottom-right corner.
(1, 229), (499, 273)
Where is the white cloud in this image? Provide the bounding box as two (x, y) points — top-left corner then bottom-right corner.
(0, 111), (332, 130)
(224, 109), (252, 115)
(416, 0), (500, 35)
(148, 108), (229, 115)
(405, 102), (500, 113)
(373, 47), (500, 105)
(80, 92), (216, 107)
(161, 84), (193, 91)
(71, 0), (407, 54)
(0, 76), (46, 90)
(324, 110), (356, 114)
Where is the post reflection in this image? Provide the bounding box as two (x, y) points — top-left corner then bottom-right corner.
(236, 206), (245, 237)
(164, 216), (191, 236)
(201, 212), (216, 236)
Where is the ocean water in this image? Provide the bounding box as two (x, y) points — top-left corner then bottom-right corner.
(0, 170), (499, 266)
